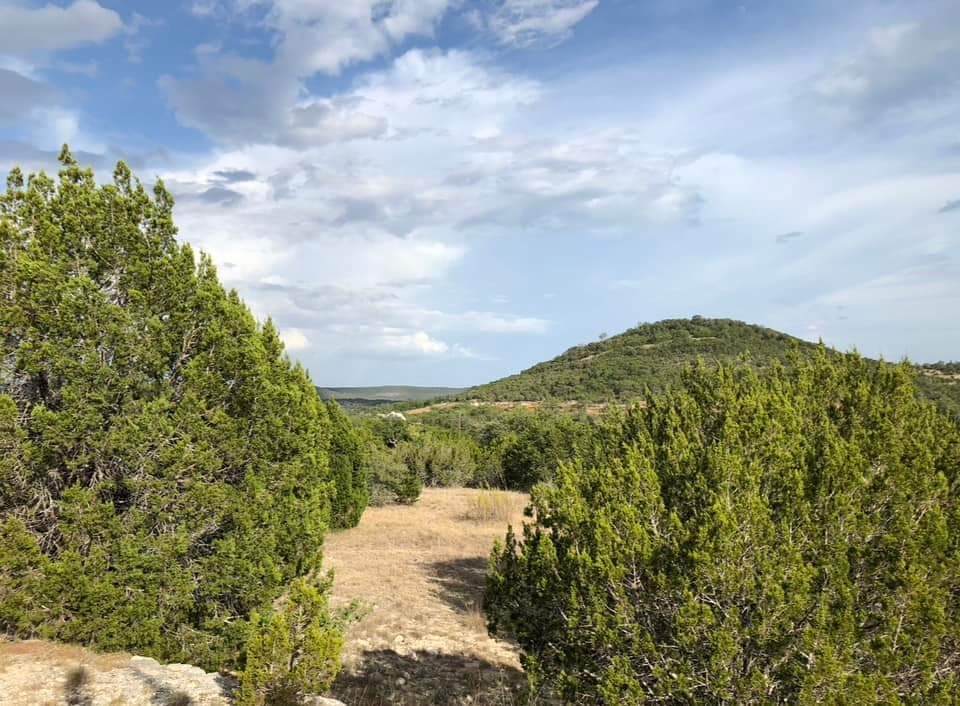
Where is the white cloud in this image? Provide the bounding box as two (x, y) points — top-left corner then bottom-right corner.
(280, 327), (310, 351)
(190, 0), (219, 17)
(382, 330), (449, 356)
(287, 98), (388, 147)
(0, 0), (123, 55)
(810, 9), (960, 122)
(123, 11), (160, 64)
(486, 0), (599, 47)
(261, 0), (456, 75)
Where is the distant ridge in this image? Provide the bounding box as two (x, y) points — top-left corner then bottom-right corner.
(317, 386), (466, 402)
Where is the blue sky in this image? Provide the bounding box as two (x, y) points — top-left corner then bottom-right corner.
(1, 0), (959, 386)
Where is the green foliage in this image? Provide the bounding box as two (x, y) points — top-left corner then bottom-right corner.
(402, 405), (593, 490)
(325, 401), (370, 529)
(486, 352), (960, 704)
(916, 366), (960, 421)
(238, 577), (345, 706)
(365, 441), (422, 505)
(494, 412), (589, 490)
(0, 150), (348, 671)
(398, 427), (480, 487)
(367, 413), (410, 447)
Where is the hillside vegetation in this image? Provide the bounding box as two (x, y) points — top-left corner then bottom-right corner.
(465, 317), (960, 415)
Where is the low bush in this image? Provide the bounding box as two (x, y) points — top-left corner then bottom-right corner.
(366, 444), (422, 505)
(238, 577), (347, 706)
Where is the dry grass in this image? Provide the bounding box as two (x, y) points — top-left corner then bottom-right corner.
(324, 487), (535, 705)
(0, 640), (130, 671)
(464, 489), (525, 523)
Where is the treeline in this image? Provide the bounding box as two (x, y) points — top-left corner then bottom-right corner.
(0, 152), (361, 704)
(353, 404), (594, 495)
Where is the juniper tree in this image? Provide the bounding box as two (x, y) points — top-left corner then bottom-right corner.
(486, 351), (960, 704)
(325, 399), (370, 529)
(0, 149), (355, 672)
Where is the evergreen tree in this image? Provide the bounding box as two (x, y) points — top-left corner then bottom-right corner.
(486, 352), (960, 704)
(325, 400), (370, 529)
(0, 150), (350, 672)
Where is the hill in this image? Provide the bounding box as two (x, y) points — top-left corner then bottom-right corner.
(465, 317), (960, 415)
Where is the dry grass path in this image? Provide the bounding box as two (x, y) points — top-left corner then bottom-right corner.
(325, 488), (530, 705)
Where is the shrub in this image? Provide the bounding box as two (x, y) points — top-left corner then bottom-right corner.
(496, 413), (588, 490)
(366, 443), (422, 505)
(238, 577), (345, 706)
(0, 150), (345, 671)
(326, 401), (370, 529)
(485, 352), (960, 704)
(399, 428), (480, 487)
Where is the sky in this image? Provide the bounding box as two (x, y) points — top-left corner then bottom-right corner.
(1, 0), (959, 386)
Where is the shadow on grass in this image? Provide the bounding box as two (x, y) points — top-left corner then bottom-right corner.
(64, 666), (92, 706)
(330, 648), (529, 706)
(427, 556), (488, 615)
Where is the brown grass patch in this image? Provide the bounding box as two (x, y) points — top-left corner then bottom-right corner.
(324, 487), (532, 704)
(463, 489), (525, 523)
(0, 640), (129, 671)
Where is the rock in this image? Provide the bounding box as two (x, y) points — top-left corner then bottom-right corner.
(303, 697), (348, 706)
(0, 640), (236, 705)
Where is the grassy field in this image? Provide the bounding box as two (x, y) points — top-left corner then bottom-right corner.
(325, 488), (531, 705)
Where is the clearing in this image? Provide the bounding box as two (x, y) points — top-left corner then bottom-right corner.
(326, 487), (530, 705)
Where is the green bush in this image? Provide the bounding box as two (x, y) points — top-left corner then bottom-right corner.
(366, 443), (422, 505)
(398, 427), (480, 487)
(0, 150), (346, 671)
(404, 405), (593, 490)
(238, 577), (346, 706)
(492, 411), (590, 490)
(326, 401), (370, 529)
(486, 352), (960, 704)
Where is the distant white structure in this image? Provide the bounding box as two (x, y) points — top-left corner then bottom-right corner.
(378, 411), (407, 422)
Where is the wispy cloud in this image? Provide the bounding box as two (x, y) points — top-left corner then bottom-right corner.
(484, 0), (599, 47)
(776, 231), (804, 244)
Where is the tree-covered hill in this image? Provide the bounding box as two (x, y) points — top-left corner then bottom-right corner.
(465, 317), (960, 415)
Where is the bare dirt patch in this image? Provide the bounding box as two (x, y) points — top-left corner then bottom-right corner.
(0, 641), (233, 705)
(324, 487), (531, 705)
